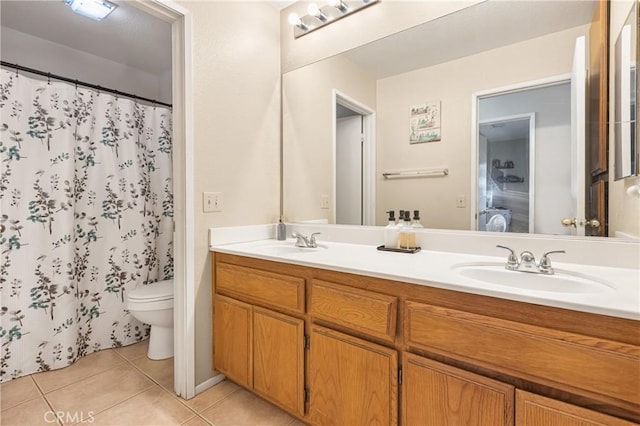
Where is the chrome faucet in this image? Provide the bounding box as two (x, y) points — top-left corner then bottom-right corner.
(496, 245), (565, 275)
(292, 232), (321, 248)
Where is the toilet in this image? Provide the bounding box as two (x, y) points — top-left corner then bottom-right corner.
(127, 280), (174, 360)
(485, 207), (512, 232)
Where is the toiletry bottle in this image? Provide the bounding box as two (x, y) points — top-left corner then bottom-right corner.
(412, 210), (423, 228)
(384, 211), (398, 249)
(276, 217), (286, 240)
(396, 210), (406, 248)
(399, 210), (416, 249)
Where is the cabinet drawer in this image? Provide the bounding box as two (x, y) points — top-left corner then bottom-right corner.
(216, 263), (305, 314)
(405, 301), (640, 406)
(516, 390), (637, 426)
(311, 280), (398, 343)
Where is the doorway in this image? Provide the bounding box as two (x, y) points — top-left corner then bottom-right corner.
(333, 90), (376, 225)
(478, 114), (535, 233)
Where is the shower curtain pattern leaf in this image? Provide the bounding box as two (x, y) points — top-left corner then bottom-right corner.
(0, 70), (173, 382)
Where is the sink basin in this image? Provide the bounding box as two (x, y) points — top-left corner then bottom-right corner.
(252, 242), (327, 256)
(450, 262), (614, 294)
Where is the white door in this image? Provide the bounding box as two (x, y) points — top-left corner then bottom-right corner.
(477, 132), (489, 231)
(336, 115), (363, 225)
(570, 36), (587, 236)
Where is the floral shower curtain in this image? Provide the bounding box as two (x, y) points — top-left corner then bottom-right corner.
(0, 69), (173, 382)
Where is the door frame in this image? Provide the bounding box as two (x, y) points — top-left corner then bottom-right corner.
(132, 0), (196, 399)
(478, 113), (536, 233)
(470, 74), (571, 232)
(332, 89), (376, 225)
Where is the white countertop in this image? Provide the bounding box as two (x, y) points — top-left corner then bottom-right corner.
(211, 238), (640, 321)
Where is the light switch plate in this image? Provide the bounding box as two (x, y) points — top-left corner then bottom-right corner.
(203, 192), (222, 212)
(320, 194), (330, 209)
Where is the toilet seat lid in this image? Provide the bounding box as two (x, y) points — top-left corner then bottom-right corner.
(128, 280), (173, 302)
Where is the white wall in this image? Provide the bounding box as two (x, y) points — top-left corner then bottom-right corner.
(375, 25), (586, 230)
(283, 54), (376, 222)
(0, 26), (171, 104)
(480, 84), (572, 235)
(608, 0), (640, 238)
(177, 1), (281, 385)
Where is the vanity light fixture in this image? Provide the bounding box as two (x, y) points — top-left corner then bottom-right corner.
(289, 0), (380, 39)
(64, 0), (117, 21)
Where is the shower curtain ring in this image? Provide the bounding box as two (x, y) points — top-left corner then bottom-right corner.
(15, 64), (19, 77)
(47, 73), (51, 85)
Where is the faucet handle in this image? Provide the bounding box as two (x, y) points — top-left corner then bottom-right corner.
(496, 245), (518, 269)
(539, 250), (565, 274)
(309, 232), (321, 247)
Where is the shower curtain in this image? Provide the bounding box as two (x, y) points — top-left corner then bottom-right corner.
(0, 69), (173, 382)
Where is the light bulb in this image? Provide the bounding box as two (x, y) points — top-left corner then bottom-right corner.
(327, 0), (348, 13)
(288, 12), (302, 26)
(307, 3), (328, 21)
(308, 3), (320, 15)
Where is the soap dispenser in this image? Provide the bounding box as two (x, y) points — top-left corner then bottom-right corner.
(384, 211), (398, 248)
(276, 217), (286, 240)
(399, 210), (416, 249)
(412, 210), (423, 228)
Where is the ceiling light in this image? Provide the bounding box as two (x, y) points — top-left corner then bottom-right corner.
(64, 0), (117, 21)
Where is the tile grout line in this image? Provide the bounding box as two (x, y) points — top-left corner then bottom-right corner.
(112, 348), (204, 418)
(30, 375), (64, 426)
(71, 381), (158, 426)
(32, 349), (127, 395)
(192, 386), (244, 416)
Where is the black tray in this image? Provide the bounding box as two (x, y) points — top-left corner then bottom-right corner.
(376, 245), (421, 254)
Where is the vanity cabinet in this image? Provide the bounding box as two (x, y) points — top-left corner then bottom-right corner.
(211, 252), (640, 425)
(402, 353), (514, 426)
(213, 295), (252, 388)
(307, 325), (398, 426)
(213, 261), (306, 416)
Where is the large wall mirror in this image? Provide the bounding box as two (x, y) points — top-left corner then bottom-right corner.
(282, 0), (636, 238)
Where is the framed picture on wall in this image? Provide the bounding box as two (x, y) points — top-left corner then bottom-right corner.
(410, 101), (441, 143)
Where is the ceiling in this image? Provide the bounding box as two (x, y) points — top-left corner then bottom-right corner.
(480, 118), (531, 143)
(343, 0), (596, 79)
(0, 1), (172, 74)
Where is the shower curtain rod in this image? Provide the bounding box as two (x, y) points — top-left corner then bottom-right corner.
(1, 61), (172, 108)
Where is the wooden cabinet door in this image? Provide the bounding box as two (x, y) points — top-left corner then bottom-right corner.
(307, 325), (398, 426)
(402, 353), (514, 426)
(516, 390), (636, 426)
(253, 307), (305, 417)
(213, 295), (252, 388)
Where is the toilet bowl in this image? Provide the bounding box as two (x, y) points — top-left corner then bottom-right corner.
(127, 280), (174, 360)
(485, 207), (512, 232)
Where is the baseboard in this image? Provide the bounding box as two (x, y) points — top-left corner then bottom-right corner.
(194, 373), (226, 395)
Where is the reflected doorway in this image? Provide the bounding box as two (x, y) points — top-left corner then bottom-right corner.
(474, 80), (575, 235)
(334, 90), (376, 225)
(478, 115), (535, 233)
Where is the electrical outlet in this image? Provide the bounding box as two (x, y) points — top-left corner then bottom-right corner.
(203, 192), (222, 212)
(456, 195), (466, 208)
(320, 194), (330, 209)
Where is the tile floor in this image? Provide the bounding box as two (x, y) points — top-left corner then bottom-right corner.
(0, 340), (304, 426)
